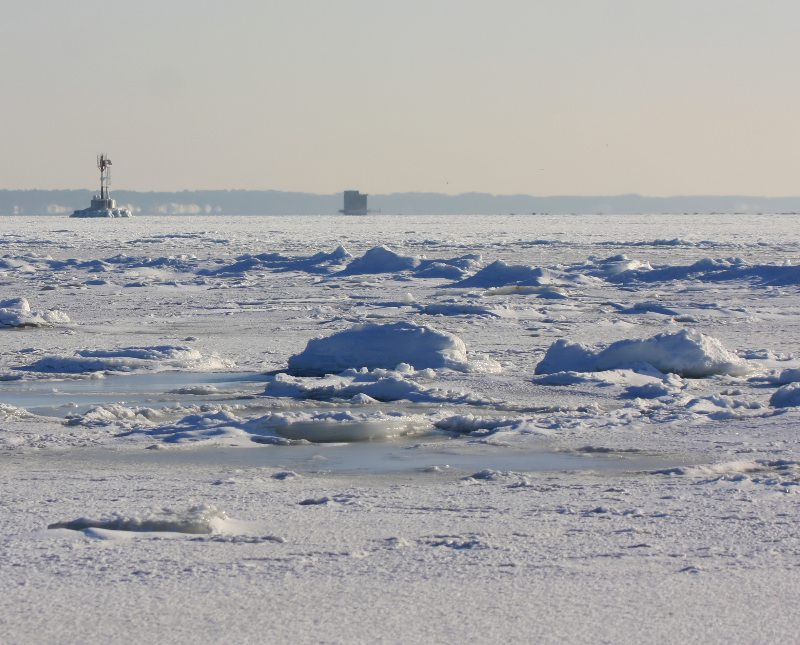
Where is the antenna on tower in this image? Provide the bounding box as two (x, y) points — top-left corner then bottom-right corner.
(97, 153), (113, 199)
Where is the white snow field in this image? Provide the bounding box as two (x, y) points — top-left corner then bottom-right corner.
(0, 213), (799, 643)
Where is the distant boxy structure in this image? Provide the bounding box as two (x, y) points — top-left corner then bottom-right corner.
(340, 190), (368, 215)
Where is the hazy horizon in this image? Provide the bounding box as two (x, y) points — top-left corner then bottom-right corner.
(3, 1), (799, 196)
(7, 187), (800, 200)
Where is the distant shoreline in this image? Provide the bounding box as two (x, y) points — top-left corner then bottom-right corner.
(2, 189), (799, 216)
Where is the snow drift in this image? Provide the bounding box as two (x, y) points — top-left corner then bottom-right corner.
(535, 329), (748, 378)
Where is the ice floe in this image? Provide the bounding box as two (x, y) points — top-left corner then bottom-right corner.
(286, 321), (499, 375)
(65, 403), (160, 427)
(266, 367), (490, 405)
(20, 345), (234, 375)
(535, 329), (748, 378)
(138, 406), (430, 444)
(252, 410), (428, 442)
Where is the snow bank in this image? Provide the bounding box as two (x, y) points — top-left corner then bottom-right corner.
(286, 322), (477, 375)
(0, 297), (70, 327)
(535, 329), (748, 378)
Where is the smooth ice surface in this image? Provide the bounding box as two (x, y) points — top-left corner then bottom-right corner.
(1, 213), (799, 644)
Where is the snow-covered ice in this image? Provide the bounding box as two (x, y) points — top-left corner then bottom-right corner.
(286, 321), (481, 374)
(535, 328), (749, 377)
(0, 296), (69, 327)
(1, 213), (799, 643)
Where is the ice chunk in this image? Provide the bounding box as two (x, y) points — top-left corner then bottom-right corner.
(338, 245), (419, 275)
(287, 322), (472, 375)
(450, 260), (559, 288)
(0, 297), (70, 327)
(48, 505), (228, 535)
(535, 329), (748, 378)
(771, 382), (800, 408)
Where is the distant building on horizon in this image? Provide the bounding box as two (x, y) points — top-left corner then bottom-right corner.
(340, 190), (368, 215)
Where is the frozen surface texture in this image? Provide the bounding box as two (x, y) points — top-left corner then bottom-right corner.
(0, 214), (799, 644)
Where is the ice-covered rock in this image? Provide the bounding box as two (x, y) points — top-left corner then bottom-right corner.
(535, 329), (748, 378)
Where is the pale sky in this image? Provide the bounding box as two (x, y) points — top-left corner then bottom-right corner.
(2, 0), (799, 195)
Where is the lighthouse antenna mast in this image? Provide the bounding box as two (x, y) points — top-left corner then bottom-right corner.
(97, 154), (112, 200)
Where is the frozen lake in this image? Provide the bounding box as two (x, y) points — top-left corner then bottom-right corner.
(1, 213), (798, 643)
